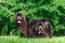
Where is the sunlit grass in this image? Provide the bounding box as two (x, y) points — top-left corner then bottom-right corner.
(0, 36), (65, 43)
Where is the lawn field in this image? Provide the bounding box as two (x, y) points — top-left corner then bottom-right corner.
(0, 36), (65, 43)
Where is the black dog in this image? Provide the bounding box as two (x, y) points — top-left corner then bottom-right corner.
(14, 13), (27, 36)
(27, 19), (53, 38)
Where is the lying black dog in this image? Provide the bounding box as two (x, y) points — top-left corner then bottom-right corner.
(27, 19), (53, 38)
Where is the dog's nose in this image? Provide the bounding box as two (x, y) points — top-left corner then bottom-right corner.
(18, 21), (21, 23)
(39, 31), (41, 34)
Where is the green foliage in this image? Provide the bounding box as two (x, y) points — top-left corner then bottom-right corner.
(0, 0), (65, 36)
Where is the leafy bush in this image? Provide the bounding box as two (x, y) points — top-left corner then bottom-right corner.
(0, 0), (65, 36)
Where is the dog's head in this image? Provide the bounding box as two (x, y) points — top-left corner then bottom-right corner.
(14, 13), (26, 26)
(33, 21), (44, 34)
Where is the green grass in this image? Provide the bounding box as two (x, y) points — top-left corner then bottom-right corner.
(0, 36), (65, 43)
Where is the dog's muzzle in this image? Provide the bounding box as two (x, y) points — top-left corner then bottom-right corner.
(18, 21), (21, 23)
(39, 31), (42, 34)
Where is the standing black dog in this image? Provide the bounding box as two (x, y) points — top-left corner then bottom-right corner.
(14, 12), (53, 38)
(14, 13), (27, 36)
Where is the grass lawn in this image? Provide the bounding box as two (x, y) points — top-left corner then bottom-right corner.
(0, 36), (65, 43)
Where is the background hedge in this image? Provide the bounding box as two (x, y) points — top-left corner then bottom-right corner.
(0, 0), (65, 36)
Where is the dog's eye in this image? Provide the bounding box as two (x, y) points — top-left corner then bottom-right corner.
(22, 20), (24, 21)
(41, 28), (43, 30)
